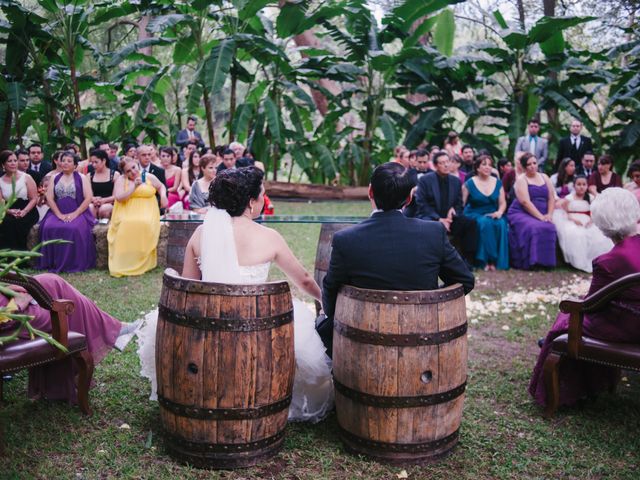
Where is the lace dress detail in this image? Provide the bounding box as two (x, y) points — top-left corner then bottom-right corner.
(54, 179), (76, 200)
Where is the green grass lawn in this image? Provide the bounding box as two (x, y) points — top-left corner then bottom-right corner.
(2, 200), (639, 479)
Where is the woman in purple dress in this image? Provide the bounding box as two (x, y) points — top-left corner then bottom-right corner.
(0, 273), (135, 405)
(37, 151), (96, 272)
(529, 188), (640, 408)
(507, 153), (557, 269)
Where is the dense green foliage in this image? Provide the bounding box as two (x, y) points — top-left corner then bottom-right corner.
(0, 0), (638, 183)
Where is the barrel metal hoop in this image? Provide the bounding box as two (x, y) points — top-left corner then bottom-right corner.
(339, 284), (465, 304)
(164, 428), (286, 454)
(158, 395), (292, 420)
(334, 380), (466, 408)
(158, 304), (293, 331)
(339, 426), (459, 454)
(334, 321), (467, 346)
(163, 271), (291, 296)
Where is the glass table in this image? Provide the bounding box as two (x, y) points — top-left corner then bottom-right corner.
(162, 213), (366, 272)
(162, 213), (366, 224)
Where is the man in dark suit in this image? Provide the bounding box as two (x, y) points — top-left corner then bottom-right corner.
(137, 145), (166, 186)
(415, 151), (478, 266)
(176, 115), (205, 150)
(27, 143), (52, 185)
(577, 151), (596, 178)
(555, 119), (593, 171)
(318, 162), (474, 355)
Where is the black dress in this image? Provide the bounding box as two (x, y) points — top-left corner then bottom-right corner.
(0, 173), (39, 250)
(90, 169), (115, 198)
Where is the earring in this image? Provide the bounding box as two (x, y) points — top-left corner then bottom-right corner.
(250, 205), (254, 215)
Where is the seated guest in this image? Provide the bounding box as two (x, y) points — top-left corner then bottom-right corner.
(89, 149), (119, 220)
(550, 157), (576, 199)
(180, 149), (202, 203)
(415, 151), (478, 266)
(159, 146), (183, 209)
(497, 158), (512, 179)
(37, 151), (96, 273)
(108, 158), (167, 277)
(189, 154), (217, 213)
(577, 151), (596, 178)
(123, 143), (138, 161)
(450, 154), (466, 184)
(553, 176), (613, 273)
(507, 153), (556, 270)
(415, 149), (431, 178)
(319, 162), (474, 354)
(0, 151), (39, 250)
(624, 160), (640, 196)
(0, 273), (137, 405)
(108, 142), (120, 170)
(443, 131), (462, 157)
(588, 154), (621, 196)
(216, 148), (238, 173)
(27, 143), (52, 185)
(462, 155), (509, 270)
(137, 145), (165, 186)
(529, 188), (640, 409)
(16, 148), (30, 173)
(459, 144), (475, 174)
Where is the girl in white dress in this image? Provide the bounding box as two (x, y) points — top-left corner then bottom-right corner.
(552, 175), (613, 272)
(137, 167), (333, 423)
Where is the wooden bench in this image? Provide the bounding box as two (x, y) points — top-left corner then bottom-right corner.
(543, 272), (640, 417)
(0, 273), (94, 453)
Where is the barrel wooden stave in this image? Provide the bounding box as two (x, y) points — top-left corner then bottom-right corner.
(156, 270), (294, 469)
(165, 222), (200, 272)
(333, 284), (467, 464)
(313, 223), (353, 313)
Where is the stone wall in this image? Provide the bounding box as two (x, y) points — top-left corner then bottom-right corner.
(27, 223), (169, 270)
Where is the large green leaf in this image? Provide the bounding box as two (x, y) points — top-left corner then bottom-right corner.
(231, 102), (254, 143)
(146, 14), (193, 33)
(73, 111), (107, 128)
(106, 38), (173, 68)
(263, 97), (281, 144)
(313, 144), (337, 179)
(432, 9), (454, 56)
(402, 16), (439, 48)
(275, 2), (306, 38)
(403, 107), (446, 148)
(6, 81), (27, 112)
(186, 71), (204, 114)
(378, 113), (396, 148)
(528, 16), (595, 46)
(203, 38), (235, 95)
(389, 0), (463, 31)
(135, 65), (170, 125)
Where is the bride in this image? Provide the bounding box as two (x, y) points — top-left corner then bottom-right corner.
(136, 166), (333, 422)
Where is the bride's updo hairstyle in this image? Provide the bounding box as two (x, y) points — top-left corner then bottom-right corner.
(209, 166), (264, 216)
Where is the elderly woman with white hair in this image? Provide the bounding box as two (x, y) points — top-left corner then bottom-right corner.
(529, 188), (640, 409)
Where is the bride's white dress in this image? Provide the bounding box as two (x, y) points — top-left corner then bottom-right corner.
(136, 208), (334, 423)
(552, 194), (613, 273)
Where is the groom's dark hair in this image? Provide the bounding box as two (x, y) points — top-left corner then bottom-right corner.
(370, 162), (413, 211)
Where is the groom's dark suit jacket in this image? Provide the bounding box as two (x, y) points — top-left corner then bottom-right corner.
(320, 210), (474, 352)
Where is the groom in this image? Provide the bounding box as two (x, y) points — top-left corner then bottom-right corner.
(317, 162), (475, 356)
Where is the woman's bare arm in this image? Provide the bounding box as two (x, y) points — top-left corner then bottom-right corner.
(182, 227), (202, 279)
(272, 230), (321, 301)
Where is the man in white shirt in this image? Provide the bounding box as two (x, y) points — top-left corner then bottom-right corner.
(176, 116), (205, 150)
(555, 119), (593, 171)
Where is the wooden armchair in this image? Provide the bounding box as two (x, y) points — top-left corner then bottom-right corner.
(543, 272), (640, 417)
(0, 272), (94, 415)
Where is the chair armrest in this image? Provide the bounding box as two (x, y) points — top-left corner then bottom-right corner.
(559, 272), (640, 358)
(1, 272), (54, 310)
(50, 300), (74, 357)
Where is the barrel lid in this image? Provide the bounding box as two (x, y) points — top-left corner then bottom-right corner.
(163, 268), (290, 296)
(339, 284), (464, 304)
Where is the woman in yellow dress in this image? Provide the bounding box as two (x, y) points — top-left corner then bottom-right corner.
(108, 157), (167, 277)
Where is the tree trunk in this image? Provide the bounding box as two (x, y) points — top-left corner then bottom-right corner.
(70, 60), (87, 158)
(516, 0), (526, 30)
(543, 0), (559, 136)
(202, 88), (216, 148)
(136, 15), (155, 143)
(0, 105), (12, 150)
(229, 70), (237, 142)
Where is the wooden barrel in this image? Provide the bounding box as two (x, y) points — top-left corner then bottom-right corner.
(156, 269), (295, 469)
(313, 223), (352, 313)
(165, 222), (200, 272)
(333, 284), (467, 464)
